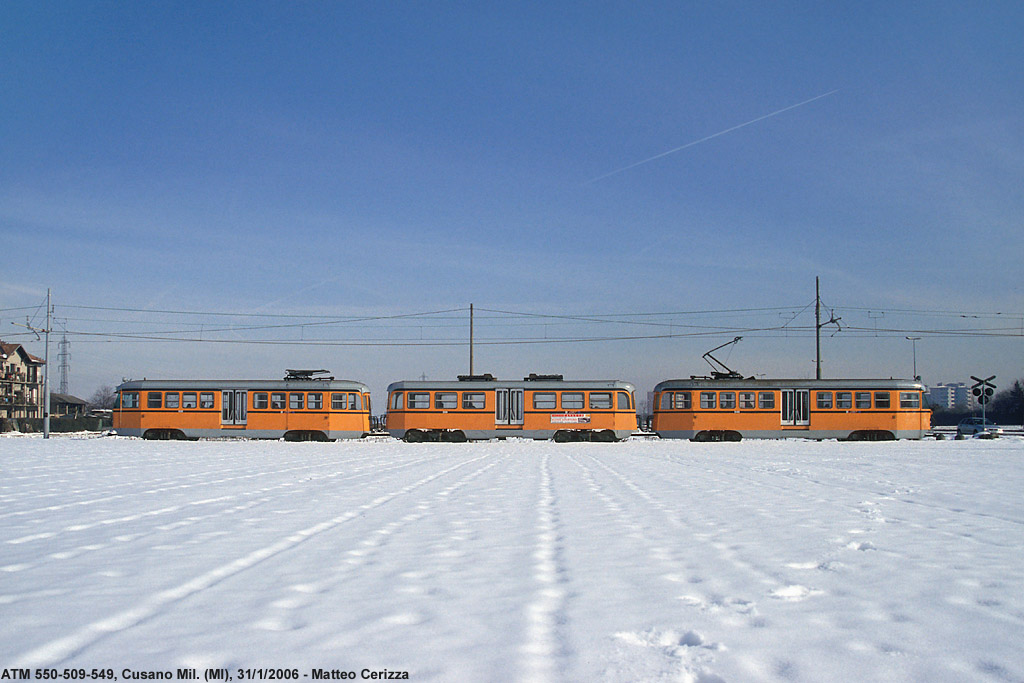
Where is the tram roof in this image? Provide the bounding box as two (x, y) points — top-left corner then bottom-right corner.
(653, 378), (924, 391)
(386, 379), (635, 393)
(116, 379), (370, 392)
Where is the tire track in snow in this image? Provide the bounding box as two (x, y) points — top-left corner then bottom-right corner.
(587, 452), (825, 605)
(521, 452), (567, 683)
(0, 461), (320, 521)
(10, 454), (492, 668)
(560, 452), (729, 682)
(629, 447), (1004, 588)
(254, 453), (506, 632)
(0, 454), (418, 523)
(3, 454), (440, 550)
(0, 447), (269, 512)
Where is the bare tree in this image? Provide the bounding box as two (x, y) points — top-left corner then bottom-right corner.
(89, 385), (118, 410)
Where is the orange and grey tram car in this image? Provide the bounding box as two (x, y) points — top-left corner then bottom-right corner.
(652, 378), (929, 441)
(386, 374), (637, 442)
(114, 371), (371, 440)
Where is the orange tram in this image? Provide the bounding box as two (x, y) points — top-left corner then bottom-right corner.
(652, 378), (929, 441)
(113, 371), (371, 441)
(112, 369), (931, 443)
(385, 374), (637, 442)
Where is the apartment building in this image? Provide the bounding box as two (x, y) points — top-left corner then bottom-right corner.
(1, 340), (45, 419)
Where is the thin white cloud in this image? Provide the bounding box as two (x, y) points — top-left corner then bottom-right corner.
(583, 90), (840, 184)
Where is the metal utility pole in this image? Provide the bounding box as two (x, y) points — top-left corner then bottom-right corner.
(814, 277), (841, 380)
(905, 336), (921, 380)
(469, 303), (474, 376)
(44, 290), (51, 438)
(12, 290), (53, 438)
(815, 277), (821, 380)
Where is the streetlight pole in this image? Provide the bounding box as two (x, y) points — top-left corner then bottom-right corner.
(905, 336), (921, 381)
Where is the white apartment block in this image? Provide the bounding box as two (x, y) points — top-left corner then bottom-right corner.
(927, 382), (974, 410)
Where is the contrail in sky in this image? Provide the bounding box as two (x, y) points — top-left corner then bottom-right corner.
(583, 89), (839, 185)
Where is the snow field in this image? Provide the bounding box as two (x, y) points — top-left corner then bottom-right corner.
(1, 436), (1022, 682)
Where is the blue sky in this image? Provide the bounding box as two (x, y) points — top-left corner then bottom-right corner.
(2, 1), (1021, 402)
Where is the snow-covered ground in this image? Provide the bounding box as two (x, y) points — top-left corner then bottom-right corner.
(2, 436), (1022, 682)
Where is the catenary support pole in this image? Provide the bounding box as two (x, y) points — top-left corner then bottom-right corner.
(815, 277), (821, 380)
(43, 289), (51, 439)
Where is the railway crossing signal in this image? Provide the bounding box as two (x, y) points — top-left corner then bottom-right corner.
(971, 375), (996, 405)
(971, 375), (996, 422)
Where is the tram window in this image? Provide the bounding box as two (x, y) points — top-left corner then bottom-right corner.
(660, 393), (672, 410)
(253, 393), (268, 410)
(332, 393), (346, 410)
(874, 392), (891, 409)
(390, 392), (404, 410)
(365, 395), (371, 414)
(270, 393), (285, 409)
(562, 393), (584, 409)
(165, 392), (180, 409)
(182, 392), (197, 409)
(435, 392), (458, 409)
(290, 393), (305, 410)
(855, 392), (871, 409)
(700, 392), (717, 409)
(817, 392), (833, 409)
(348, 393), (361, 410)
(122, 392), (139, 408)
(533, 393), (556, 409)
(308, 393), (323, 410)
(739, 392), (755, 409)
(148, 392), (163, 409)
(673, 392), (691, 410)
(200, 393), (215, 409)
(590, 392), (612, 409)
(836, 392), (852, 409)
(900, 392), (920, 409)
(720, 392), (736, 409)
(462, 392), (485, 409)
(618, 392), (632, 410)
(408, 393), (430, 409)
(758, 392), (775, 410)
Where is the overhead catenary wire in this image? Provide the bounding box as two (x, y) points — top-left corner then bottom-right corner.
(10, 301), (1022, 349)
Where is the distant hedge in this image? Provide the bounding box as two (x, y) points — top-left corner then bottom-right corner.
(1, 417), (112, 433)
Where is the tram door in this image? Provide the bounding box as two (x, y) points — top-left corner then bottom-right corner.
(781, 389), (810, 427)
(222, 390), (248, 426)
(495, 388), (525, 428)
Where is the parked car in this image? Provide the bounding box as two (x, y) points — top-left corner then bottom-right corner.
(956, 417), (1004, 437)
